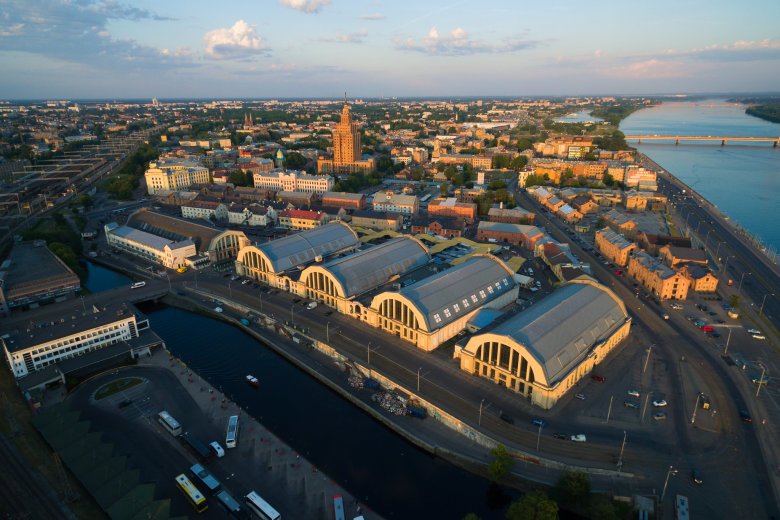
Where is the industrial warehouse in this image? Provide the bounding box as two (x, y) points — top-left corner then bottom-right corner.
(454, 278), (631, 409)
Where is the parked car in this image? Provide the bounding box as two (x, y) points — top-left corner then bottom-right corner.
(653, 412), (667, 421)
(691, 468), (703, 485)
(591, 374), (606, 383)
(752, 375), (770, 385)
(652, 399), (668, 407)
(752, 334), (766, 340)
(747, 328), (761, 335)
(575, 393), (586, 400)
(570, 434), (587, 442)
(623, 400), (639, 409)
(499, 411), (514, 424)
(627, 389), (640, 397)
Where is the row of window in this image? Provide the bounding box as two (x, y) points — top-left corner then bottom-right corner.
(30, 324), (129, 355)
(432, 277), (511, 325)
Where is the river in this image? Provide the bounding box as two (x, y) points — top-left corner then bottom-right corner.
(84, 261), (520, 519)
(620, 101), (780, 253)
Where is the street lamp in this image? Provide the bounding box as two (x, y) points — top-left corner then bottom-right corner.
(756, 363), (767, 398)
(643, 344), (654, 374)
(478, 398), (485, 426)
(228, 280), (233, 299)
(290, 304), (295, 324)
(760, 293), (775, 317)
(617, 430), (627, 470)
(715, 241), (723, 259)
(691, 393), (701, 424)
(536, 421), (544, 452)
(326, 321), (330, 342)
(417, 367), (422, 393)
(367, 341), (372, 366)
(661, 465), (678, 502)
(164, 271), (171, 292)
(723, 327), (734, 355)
(739, 271), (751, 293)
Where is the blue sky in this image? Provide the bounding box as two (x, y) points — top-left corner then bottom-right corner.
(1, 0), (779, 99)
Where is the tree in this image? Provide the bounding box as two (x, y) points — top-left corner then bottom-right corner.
(228, 170), (251, 187)
(510, 155), (528, 170)
(440, 182), (449, 196)
(76, 193), (94, 208)
(602, 172), (615, 187)
(553, 471), (591, 509)
(506, 491), (558, 520)
(286, 151), (307, 169)
(588, 496), (619, 520)
(730, 294), (740, 309)
(488, 444), (514, 482)
(462, 514), (481, 520)
(492, 155), (511, 169)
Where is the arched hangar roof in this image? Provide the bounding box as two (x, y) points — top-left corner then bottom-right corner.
(256, 221), (359, 274)
(471, 279), (628, 385)
(374, 255), (516, 331)
(309, 236), (429, 298)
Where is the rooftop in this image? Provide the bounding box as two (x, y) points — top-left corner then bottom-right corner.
(485, 280), (628, 385)
(255, 221), (359, 274)
(127, 209), (223, 254)
(0, 241), (79, 296)
(1, 301), (138, 353)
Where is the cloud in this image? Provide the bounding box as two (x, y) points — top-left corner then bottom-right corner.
(395, 26), (539, 56)
(279, 0), (330, 14)
(320, 29), (368, 44)
(680, 38), (780, 62)
(0, 0), (192, 69)
(359, 13), (385, 20)
(602, 58), (688, 79)
(204, 20), (269, 60)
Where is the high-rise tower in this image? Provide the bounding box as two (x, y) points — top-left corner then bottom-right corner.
(332, 95), (361, 166)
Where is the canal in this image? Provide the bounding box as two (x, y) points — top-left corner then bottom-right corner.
(86, 262), (519, 518)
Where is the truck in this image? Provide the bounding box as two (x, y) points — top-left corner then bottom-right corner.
(406, 404), (427, 419)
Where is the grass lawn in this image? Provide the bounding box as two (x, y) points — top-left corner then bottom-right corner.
(94, 377), (143, 400)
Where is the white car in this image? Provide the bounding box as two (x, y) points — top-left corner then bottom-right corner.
(752, 334), (766, 340)
(209, 441), (225, 458)
(652, 399), (668, 407)
(747, 328), (761, 335)
(570, 434), (587, 442)
(627, 389), (640, 397)
(214, 306), (224, 313)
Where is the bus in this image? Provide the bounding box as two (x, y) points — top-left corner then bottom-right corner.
(182, 432), (213, 462)
(226, 415), (239, 449)
(333, 495), (345, 520)
(245, 491), (281, 520)
(157, 411), (182, 437)
(675, 495), (689, 520)
(189, 463), (221, 493)
(175, 474), (207, 513)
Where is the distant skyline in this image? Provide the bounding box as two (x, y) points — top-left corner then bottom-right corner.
(1, 0), (779, 99)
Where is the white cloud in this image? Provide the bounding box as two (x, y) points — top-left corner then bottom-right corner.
(279, 0), (331, 14)
(204, 20), (269, 60)
(601, 58), (688, 79)
(320, 29), (368, 44)
(395, 26), (539, 56)
(359, 13), (385, 20)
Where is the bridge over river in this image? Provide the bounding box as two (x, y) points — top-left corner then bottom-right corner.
(625, 135), (780, 146)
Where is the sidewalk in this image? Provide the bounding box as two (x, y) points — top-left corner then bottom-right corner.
(139, 348), (380, 520)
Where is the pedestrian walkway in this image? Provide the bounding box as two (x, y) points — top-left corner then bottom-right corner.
(139, 348), (379, 520)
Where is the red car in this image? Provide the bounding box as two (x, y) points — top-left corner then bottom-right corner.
(614, 269), (623, 276)
(700, 325), (715, 333)
(591, 374), (606, 383)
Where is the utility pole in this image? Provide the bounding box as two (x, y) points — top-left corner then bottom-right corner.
(641, 393), (651, 423)
(691, 393), (701, 424)
(606, 395), (614, 424)
(756, 364), (767, 398)
(479, 399), (485, 426)
(661, 465), (678, 502)
(536, 422), (543, 452)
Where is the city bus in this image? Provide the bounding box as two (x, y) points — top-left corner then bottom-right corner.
(675, 495), (689, 520)
(333, 495), (345, 520)
(245, 491), (281, 520)
(175, 474), (207, 513)
(157, 411), (182, 437)
(226, 415), (239, 449)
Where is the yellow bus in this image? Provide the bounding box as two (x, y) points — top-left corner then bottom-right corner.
(175, 474), (207, 513)
(177, 265), (188, 273)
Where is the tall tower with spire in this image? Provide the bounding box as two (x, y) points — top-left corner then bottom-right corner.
(243, 112), (254, 130)
(332, 95), (361, 166)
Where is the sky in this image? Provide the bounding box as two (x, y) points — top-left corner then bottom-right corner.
(1, 0), (779, 99)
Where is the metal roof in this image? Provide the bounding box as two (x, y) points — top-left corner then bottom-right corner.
(316, 237), (429, 298)
(398, 255), (516, 331)
(110, 225), (177, 252)
(257, 221), (359, 273)
(478, 221), (542, 235)
(127, 209), (223, 254)
(488, 281), (627, 385)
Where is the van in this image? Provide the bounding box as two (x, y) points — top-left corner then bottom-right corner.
(306, 301), (318, 310)
(130, 281), (146, 289)
(209, 441), (225, 458)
